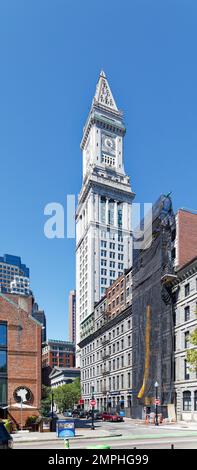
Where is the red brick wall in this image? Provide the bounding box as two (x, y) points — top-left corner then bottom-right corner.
(177, 210), (197, 268)
(0, 294), (42, 428)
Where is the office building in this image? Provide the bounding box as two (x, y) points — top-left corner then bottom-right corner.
(0, 254), (30, 296)
(76, 71), (135, 364)
(68, 290), (76, 344)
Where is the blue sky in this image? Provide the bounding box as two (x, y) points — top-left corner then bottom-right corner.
(0, 0), (196, 340)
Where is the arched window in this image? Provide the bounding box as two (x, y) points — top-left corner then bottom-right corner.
(183, 391), (191, 411)
(194, 391), (197, 411)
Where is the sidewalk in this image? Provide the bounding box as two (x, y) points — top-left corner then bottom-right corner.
(12, 428), (122, 443)
(123, 417), (197, 430)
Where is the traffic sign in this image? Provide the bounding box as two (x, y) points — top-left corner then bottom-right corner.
(90, 399), (96, 407)
(78, 399), (84, 405)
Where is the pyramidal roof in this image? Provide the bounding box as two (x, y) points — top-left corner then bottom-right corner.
(93, 70), (118, 112)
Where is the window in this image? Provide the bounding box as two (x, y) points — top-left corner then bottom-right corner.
(101, 250), (107, 258)
(117, 375), (119, 390)
(184, 360), (190, 380)
(101, 240), (107, 248)
(183, 391), (191, 411)
(101, 259), (107, 267)
(185, 306), (190, 322)
(121, 374), (124, 388)
(118, 204), (123, 228)
(101, 197), (106, 224)
(0, 378), (7, 406)
(184, 331), (190, 349)
(185, 284), (190, 297)
(0, 324), (7, 347)
(110, 261), (115, 268)
(128, 372), (131, 388)
(0, 351), (7, 373)
(194, 391), (197, 411)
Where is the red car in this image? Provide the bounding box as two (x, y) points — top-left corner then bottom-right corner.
(102, 412), (124, 422)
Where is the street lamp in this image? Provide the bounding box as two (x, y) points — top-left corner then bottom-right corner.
(154, 381), (159, 426)
(91, 384), (95, 431)
(106, 392), (109, 412)
(51, 390), (54, 420)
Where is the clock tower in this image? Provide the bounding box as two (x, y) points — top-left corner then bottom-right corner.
(76, 71), (135, 365)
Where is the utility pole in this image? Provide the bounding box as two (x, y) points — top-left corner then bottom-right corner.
(91, 385), (95, 431)
(155, 381), (159, 426)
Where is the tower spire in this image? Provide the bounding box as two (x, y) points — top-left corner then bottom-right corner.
(93, 70), (118, 111)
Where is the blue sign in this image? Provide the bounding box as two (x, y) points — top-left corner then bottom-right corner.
(119, 411), (125, 417)
(56, 420), (75, 438)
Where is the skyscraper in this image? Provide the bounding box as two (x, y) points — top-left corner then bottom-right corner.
(76, 71), (135, 365)
(32, 302), (47, 344)
(0, 254), (30, 296)
(68, 289), (76, 343)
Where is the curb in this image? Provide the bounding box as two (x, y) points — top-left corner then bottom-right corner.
(13, 433), (122, 444)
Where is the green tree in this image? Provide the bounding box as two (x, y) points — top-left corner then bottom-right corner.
(40, 385), (52, 417)
(186, 327), (197, 372)
(54, 379), (81, 413)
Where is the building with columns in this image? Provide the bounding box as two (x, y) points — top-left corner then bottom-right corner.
(76, 71), (135, 364)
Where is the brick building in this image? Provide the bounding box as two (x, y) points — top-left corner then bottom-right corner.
(42, 339), (75, 385)
(0, 293), (42, 428)
(175, 209), (197, 269)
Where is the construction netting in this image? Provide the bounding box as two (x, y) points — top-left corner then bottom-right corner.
(132, 195), (176, 419)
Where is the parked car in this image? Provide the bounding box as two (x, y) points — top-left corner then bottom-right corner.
(63, 410), (72, 417)
(101, 412), (124, 422)
(0, 422), (13, 449)
(72, 409), (86, 418)
(86, 409), (102, 420)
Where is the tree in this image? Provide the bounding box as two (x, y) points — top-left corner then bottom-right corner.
(54, 378), (81, 413)
(40, 385), (52, 417)
(186, 325), (197, 372)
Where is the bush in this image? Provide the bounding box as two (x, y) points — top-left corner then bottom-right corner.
(25, 415), (39, 430)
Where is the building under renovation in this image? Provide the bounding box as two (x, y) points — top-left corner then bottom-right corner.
(132, 195), (176, 419)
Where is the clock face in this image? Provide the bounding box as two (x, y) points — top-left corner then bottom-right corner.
(102, 133), (115, 155)
(105, 137), (113, 149)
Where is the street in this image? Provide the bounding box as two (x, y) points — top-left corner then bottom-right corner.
(13, 421), (197, 449)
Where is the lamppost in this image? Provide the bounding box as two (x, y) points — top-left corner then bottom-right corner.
(154, 381), (159, 426)
(51, 390), (54, 420)
(91, 384), (95, 431)
(106, 392), (109, 412)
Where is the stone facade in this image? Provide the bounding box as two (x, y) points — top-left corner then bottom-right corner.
(79, 268), (132, 415)
(173, 256), (197, 421)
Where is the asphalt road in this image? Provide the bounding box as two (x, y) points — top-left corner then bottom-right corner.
(13, 421), (197, 449)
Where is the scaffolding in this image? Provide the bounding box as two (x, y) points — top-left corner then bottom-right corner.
(132, 195), (176, 418)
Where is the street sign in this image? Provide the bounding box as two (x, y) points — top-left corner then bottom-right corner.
(155, 399), (160, 405)
(90, 399), (96, 407)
